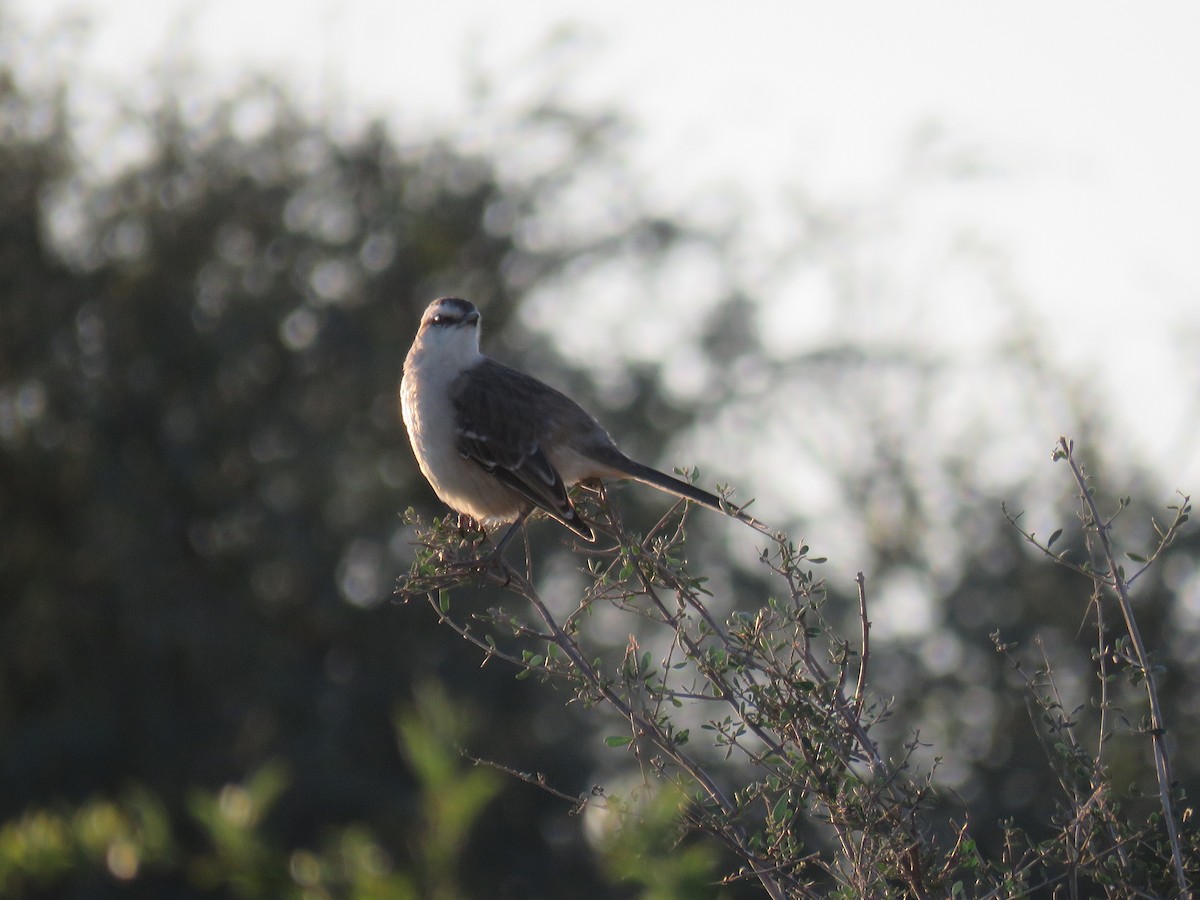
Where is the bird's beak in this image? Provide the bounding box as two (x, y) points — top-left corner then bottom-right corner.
(464, 311), (480, 326)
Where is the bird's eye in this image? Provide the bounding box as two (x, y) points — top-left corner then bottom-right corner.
(431, 314), (451, 325)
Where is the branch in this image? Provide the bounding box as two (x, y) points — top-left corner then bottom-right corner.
(1056, 436), (1189, 896)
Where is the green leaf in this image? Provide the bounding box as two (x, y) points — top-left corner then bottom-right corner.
(770, 793), (790, 823)
(604, 735), (633, 747)
(438, 590), (451, 613)
(1125, 551), (1146, 563)
(1047, 528), (1063, 548)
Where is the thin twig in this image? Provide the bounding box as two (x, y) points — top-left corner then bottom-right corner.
(501, 562), (792, 900)
(853, 571), (870, 721)
(1058, 437), (1189, 896)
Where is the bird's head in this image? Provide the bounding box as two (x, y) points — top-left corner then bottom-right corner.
(414, 297), (483, 361)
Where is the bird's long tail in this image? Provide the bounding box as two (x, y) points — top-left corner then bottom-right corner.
(618, 458), (771, 535)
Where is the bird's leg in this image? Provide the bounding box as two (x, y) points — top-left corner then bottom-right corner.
(475, 507), (532, 586)
(491, 506), (532, 558)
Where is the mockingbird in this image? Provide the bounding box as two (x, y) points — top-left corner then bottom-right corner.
(400, 297), (765, 545)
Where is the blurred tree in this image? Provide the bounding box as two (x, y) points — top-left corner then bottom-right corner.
(0, 12), (743, 897)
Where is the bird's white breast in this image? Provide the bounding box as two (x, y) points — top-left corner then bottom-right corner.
(401, 346), (523, 524)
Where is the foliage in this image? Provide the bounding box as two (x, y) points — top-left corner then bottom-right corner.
(392, 684), (503, 900)
(0, 787), (174, 895)
(399, 442), (1197, 897)
(588, 785), (726, 900)
(0, 707), (484, 899)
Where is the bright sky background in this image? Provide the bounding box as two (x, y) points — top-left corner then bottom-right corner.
(14, 0), (1200, 491)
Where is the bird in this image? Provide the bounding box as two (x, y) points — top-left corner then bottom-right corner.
(400, 297), (766, 547)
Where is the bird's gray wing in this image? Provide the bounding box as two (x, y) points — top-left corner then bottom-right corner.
(451, 359), (594, 540)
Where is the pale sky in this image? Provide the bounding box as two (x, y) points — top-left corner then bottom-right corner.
(14, 0), (1200, 490)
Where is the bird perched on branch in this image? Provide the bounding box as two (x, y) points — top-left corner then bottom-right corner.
(400, 297), (766, 547)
